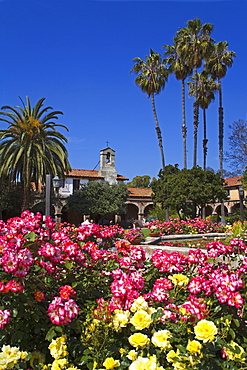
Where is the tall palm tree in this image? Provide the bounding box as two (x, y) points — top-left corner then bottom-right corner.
(0, 97), (71, 211)
(188, 71), (218, 170)
(131, 49), (170, 170)
(163, 40), (192, 169)
(205, 41), (236, 175)
(176, 18), (214, 167)
(205, 41), (236, 224)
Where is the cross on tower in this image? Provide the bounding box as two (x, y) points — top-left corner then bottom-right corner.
(106, 141), (110, 147)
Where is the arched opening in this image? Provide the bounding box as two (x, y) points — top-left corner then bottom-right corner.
(144, 204), (154, 219)
(126, 203), (139, 221)
(205, 205), (213, 217)
(215, 204), (228, 219)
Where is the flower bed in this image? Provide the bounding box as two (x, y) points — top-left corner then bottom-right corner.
(0, 212), (247, 369)
(148, 218), (227, 236)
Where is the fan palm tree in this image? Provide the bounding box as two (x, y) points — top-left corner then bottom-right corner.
(163, 41), (192, 169)
(131, 49), (170, 170)
(0, 97), (71, 211)
(176, 18), (214, 167)
(205, 41), (236, 224)
(188, 71), (219, 170)
(205, 41), (236, 176)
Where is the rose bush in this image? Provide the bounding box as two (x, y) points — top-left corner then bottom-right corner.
(0, 211), (246, 369)
(148, 218), (227, 235)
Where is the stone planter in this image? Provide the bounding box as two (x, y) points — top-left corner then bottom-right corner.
(149, 232), (160, 237)
(131, 238), (143, 245)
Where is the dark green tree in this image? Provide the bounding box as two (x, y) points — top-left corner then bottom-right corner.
(0, 97), (71, 211)
(127, 175), (151, 188)
(131, 49), (170, 169)
(152, 166), (227, 219)
(66, 182), (129, 220)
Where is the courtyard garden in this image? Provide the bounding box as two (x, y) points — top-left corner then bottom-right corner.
(1, 211), (247, 369)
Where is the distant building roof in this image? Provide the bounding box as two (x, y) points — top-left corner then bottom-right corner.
(224, 176), (242, 187)
(127, 187), (153, 198)
(66, 169), (128, 181)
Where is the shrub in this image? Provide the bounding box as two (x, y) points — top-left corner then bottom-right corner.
(0, 212), (247, 369)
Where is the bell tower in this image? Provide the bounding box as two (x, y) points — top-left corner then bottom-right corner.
(98, 147), (117, 184)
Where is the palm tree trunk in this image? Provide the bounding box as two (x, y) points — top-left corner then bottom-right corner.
(218, 80), (225, 224)
(151, 94), (165, 169)
(193, 68), (199, 168)
(22, 157), (30, 211)
(203, 109), (208, 171)
(182, 79), (187, 169)
(218, 82), (223, 175)
(193, 101), (199, 167)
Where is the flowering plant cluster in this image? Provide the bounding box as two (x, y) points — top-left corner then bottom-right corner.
(124, 228), (144, 243)
(0, 211), (246, 370)
(148, 218), (227, 236)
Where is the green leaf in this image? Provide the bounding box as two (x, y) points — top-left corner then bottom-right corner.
(45, 327), (56, 341)
(65, 261), (73, 269)
(24, 231), (37, 241)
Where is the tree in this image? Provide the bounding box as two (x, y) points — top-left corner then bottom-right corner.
(205, 41), (236, 175)
(0, 97), (71, 211)
(151, 164), (180, 210)
(205, 42), (236, 224)
(131, 49), (170, 170)
(163, 41), (192, 169)
(176, 18), (214, 167)
(127, 175), (151, 188)
(152, 166), (227, 219)
(66, 181), (129, 220)
(225, 119), (247, 175)
(188, 71), (218, 170)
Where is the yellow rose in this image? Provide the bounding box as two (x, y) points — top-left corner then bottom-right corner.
(172, 362), (188, 370)
(103, 357), (120, 369)
(0, 345), (25, 369)
(113, 310), (130, 331)
(194, 320), (218, 343)
(166, 349), (180, 363)
(168, 274), (189, 287)
(129, 356), (156, 370)
(151, 330), (172, 350)
(130, 310), (152, 330)
(119, 348), (125, 355)
(49, 336), (68, 360)
(127, 350), (138, 361)
(186, 340), (202, 354)
(131, 296), (149, 312)
(51, 359), (68, 370)
(129, 333), (150, 348)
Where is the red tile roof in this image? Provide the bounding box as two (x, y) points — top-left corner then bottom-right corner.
(127, 187), (153, 198)
(66, 169), (128, 181)
(224, 176), (242, 187)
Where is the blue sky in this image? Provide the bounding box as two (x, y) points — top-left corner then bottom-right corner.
(0, 0), (246, 181)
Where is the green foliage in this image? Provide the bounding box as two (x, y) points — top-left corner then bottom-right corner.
(66, 181), (129, 218)
(149, 204), (179, 221)
(151, 165), (228, 218)
(127, 175), (151, 188)
(0, 96), (71, 210)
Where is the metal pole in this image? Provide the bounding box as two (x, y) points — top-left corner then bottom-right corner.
(45, 174), (52, 218)
(239, 187), (245, 222)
